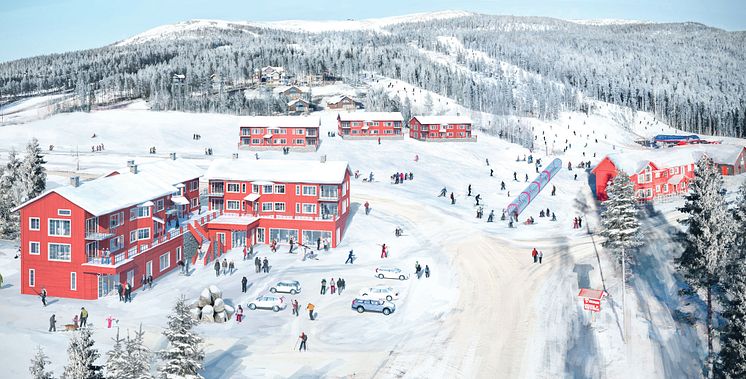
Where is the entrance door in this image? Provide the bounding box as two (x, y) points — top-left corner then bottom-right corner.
(126, 269), (135, 286)
(232, 231), (246, 248)
(146, 261), (153, 277)
(98, 274), (117, 298)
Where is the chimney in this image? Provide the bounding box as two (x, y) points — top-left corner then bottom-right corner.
(130, 164), (138, 174)
(320, 155), (327, 163)
(70, 176), (80, 187)
(169, 152), (177, 160)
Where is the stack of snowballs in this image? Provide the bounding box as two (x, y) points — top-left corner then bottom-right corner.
(191, 285), (235, 323)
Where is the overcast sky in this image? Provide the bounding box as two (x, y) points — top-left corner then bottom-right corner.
(1, 0), (743, 62)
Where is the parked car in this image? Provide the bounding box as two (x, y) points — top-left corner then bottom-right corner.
(351, 297), (396, 315)
(359, 285), (399, 301)
(248, 294), (287, 312)
(270, 280), (301, 295)
(375, 267), (409, 280)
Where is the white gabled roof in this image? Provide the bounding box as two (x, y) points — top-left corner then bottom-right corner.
(205, 159), (350, 184)
(604, 144), (746, 174)
(239, 115), (320, 128)
(338, 112), (403, 122)
(113, 158), (203, 186)
(412, 115), (472, 125)
(288, 98), (309, 106)
(327, 95), (355, 104)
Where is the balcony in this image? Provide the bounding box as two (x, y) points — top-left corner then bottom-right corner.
(318, 194), (339, 201)
(85, 230), (114, 241)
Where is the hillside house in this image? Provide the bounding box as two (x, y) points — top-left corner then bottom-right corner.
(326, 95), (361, 110)
(337, 112), (404, 139)
(287, 98), (311, 113)
(239, 116), (321, 152)
(408, 115), (476, 142)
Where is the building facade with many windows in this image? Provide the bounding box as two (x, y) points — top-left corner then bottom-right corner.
(239, 116), (320, 152)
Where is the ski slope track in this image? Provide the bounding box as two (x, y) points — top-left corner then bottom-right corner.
(0, 88), (743, 378)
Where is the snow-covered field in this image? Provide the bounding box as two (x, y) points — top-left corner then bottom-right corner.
(0, 97), (743, 378)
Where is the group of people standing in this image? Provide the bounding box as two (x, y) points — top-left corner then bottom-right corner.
(213, 258), (237, 276)
(320, 277), (346, 295)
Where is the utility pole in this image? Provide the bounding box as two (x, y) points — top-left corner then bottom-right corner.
(622, 246), (627, 343)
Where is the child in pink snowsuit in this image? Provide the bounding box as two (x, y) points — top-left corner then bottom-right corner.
(330, 279), (336, 295)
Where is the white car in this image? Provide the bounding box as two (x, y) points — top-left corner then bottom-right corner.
(374, 267), (410, 281)
(248, 294), (287, 312)
(359, 285), (400, 301)
(270, 280), (301, 295)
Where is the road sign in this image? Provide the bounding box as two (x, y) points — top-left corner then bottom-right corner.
(583, 297), (601, 312)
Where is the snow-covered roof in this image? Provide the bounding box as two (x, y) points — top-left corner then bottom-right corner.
(205, 159), (350, 184)
(239, 115), (320, 128)
(288, 99), (309, 106)
(327, 95), (356, 104)
(602, 144), (746, 174)
(338, 112), (403, 121)
(412, 115), (472, 125)
(111, 158), (202, 186)
(274, 85), (305, 94)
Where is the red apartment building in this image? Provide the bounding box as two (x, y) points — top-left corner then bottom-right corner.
(337, 112), (404, 139)
(239, 116), (321, 152)
(592, 144), (746, 202)
(204, 158), (351, 250)
(408, 115), (476, 142)
(14, 157), (216, 300)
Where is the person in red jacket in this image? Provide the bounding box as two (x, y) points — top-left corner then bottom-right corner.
(381, 243), (388, 259)
(531, 248), (538, 263)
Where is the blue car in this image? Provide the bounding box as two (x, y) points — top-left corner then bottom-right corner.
(351, 297), (396, 315)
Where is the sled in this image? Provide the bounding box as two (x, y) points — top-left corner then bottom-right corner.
(64, 324), (79, 331)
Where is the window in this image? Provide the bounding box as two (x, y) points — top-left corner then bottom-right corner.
(252, 128), (262, 134)
(241, 128), (250, 136)
(276, 129), (287, 135)
(29, 241), (40, 255)
(48, 243), (72, 261)
(48, 219), (71, 237)
(263, 185), (273, 194)
(29, 217), (40, 231)
(130, 228), (151, 242)
(262, 203), (273, 212)
(296, 129), (305, 135)
(302, 204), (317, 214)
(110, 212), (124, 228)
(242, 183), (246, 193)
(227, 183), (241, 193)
(70, 272), (77, 291)
(176, 247), (182, 262)
(295, 185), (300, 195)
(29, 269), (35, 287)
(191, 197), (199, 208)
(274, 203), (286, 212)
(252, 184), (260, 193)
(252, 139), (260, 145)
(302, 185), (317, 196)
(110, 236), (124, 252)
(57, 209), (71, 216)
(274, 184), (286, 194)
(130, 206), (150, 220)
(296, 203), (300, 213)
(156, 199), (165, 211)
(159, 252), (170, 272)
(256, 228), (265, 243)
(295, 139), (305, 144)
(226, 200), (241, 210)
(190, 180), (199, 192)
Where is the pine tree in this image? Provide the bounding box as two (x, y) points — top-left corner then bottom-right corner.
(159, 296), (204, 379)
(29, 346), (54, 379)
(62, 327), (104, 379)
(717, 181), (746, 378)
(105, 330), (129, 379)
(127, 325), (154, 379)
(20, 138), (47, 201)
(676, 156), (734, 379)
(0, 150), (23, 239)
(600, 171), (641, 271)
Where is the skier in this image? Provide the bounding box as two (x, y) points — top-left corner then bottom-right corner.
(490, 169), (494, 177)
(538, 251), (544, 264)
(49, 314), (56, 332)
(573, 217), (579, 229)
(241, 276), (248, 293)
(574, 174), (577, 181)
(425, 265), (430, 278)
(487, 210), (494, 222)
(307, 303), (315, 320)
(450, 192), (455, 205)
(262, 257), (269, 273)
(501, 181), (506, 190)
(551, 213), (557, 221)
(254, 256), (261, 273)
(345, 250), (355, 264)
(439, 187), (447, 197)
(368, 172), (374, 182)
(525, 174), (529, 182)
(321, 279), (327, 295)
(467, 185), (472, 196)
(513, 172), (518, 181)
(214, 260), (220, 277)
(381, 243), (388, 258)
(292, 299), (299, 316)
(546, 208), (550, 216)
(578, 216), (583, 228)
(80, 307), (89, 328)
(337, 278), (343, 295)
(475, 194), (481, 206)
(531, 248), (538, 263)
(364, 201), (370, 215)
(415, 154), (419, 162)
(486, 158), (490, 166)
(40, 287), (47, 307)
(299, 332), (308, 351)
(236, 305), (244, 323)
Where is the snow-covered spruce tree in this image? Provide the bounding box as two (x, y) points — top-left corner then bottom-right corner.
(0, 150), (23, 239)
(159, 296), (204, 379)
(62, 327), (104, 379)
(20, 138), (47, 201)
(126, 325), (154, 379)
(105, 329), (128, 379)
(29, 346), (54, 379)
(600, 171), (641, 271)
(716, 181), (746, 378)
(676, 156), (734, 379)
